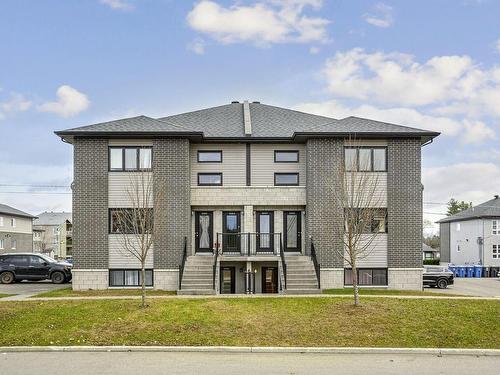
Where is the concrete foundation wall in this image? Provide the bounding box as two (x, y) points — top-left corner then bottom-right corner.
(154, 269), (179, 290)
(387, 268), (422, 290)
(320, 268), (344, 289)
(72, 270), (109, 290)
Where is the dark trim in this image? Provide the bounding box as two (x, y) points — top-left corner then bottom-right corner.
(197, 150), (223, 163)
(261, 267), (278, 293)
(274, 150), (299, 163)
(344, 268), (388, 286)
(109, 269), (154, 287)
(274, 173), (299, 186)
(256, 211), (274, 252)
(197, 173), (223, 186)
(108, 146), (153, 172)
(222, 211), (242, 253)
(344, 146), (387, 172)
(195, 211), (214, 253)
(246, 143), (251, 186)
(283, 211), (302, 252)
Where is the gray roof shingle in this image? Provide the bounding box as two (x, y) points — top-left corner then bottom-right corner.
(33, 212), (72, 226)
(437, 196), (500, 223)
(55, 102), (439, 141)
(0, 204), (35, 219)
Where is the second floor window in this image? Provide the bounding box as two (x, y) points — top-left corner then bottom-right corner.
(344, 208), (388, 234)
(344, 147), (387, 172)
(197, 151), (222, 163)
(11, 218), (16, 227)
(109, 208), (153, 234)
(274, 173), (299, 186)
(0, 216), (3, 226)
(274, 150), (299, 163)
(109, 147), (152, 171)
(11, 239), (16, 249)
(493, 220), (499, 235)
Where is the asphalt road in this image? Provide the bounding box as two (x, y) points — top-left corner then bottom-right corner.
(0, 352), (498, 375)
(426, 278), (500, 297)
(0, 280), (68, 298)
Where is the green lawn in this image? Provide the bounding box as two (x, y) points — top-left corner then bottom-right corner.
(32, 288), (176, 298)
(0, 294), (14, 299)
(0, 297), (498, 348)
(323, 288), (461, 296)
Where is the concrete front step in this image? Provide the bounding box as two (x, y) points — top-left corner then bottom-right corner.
(285, 288), (321, 295)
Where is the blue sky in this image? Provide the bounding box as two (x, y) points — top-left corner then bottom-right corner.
(0, 0), (499, 230)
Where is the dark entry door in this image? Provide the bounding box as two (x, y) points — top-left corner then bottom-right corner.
(283, 211), (302, 252)
(256, 211), (274, 253)
(262, 267), (278, 293)
(222, 212), (241, 253)
(220, 266), (235, 294)
(195, 211), (213, 253)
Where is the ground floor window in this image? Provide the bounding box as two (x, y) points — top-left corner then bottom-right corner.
(494, 245), (499, 259)
(109, 269), (153, 287)
(344, 268), (387, 286)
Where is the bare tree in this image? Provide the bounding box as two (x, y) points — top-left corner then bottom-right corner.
(333, 139), (386, 306)
(112, 172), (157, 308)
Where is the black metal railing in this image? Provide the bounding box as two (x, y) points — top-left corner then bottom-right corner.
(279, 233), (286, 290)
(310, 238), (320, 289)
(213, 237), (220, 289)
(178, 236), (187, 290)
(216, 232), (282, 256)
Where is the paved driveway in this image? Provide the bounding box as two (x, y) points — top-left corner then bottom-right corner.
(426, 278), (500, 297)
(0, 280), (69, 299)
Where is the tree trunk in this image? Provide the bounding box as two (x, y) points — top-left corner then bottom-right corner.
(141, 261), (146, 308)
(352, 262), (360, 306)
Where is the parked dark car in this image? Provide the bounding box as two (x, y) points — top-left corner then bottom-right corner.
(0, 253), (72, 284)
(423, 266), (454, 289)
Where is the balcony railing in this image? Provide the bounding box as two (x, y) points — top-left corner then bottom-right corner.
(216, 232), (282, 256)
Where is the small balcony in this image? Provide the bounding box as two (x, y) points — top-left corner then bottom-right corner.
(216, 232), (282, 256)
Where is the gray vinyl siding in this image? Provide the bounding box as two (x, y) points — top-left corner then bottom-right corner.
(190, 144), (246, 186)
(439, 222), (450, 263)
(108, 172), (153, 208)
(344, 235), (388, 267)
(108, 235), (154, 268)
(108, 139), (153, 146)
(480, 219), (500, 266)
(251, 144), (306, 186)
(448, 219), (482, 265)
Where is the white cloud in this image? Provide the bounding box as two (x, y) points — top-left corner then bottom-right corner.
(100, 0), (133, 11)
(187, 38), (206, 55)
(309, 46), (320, 54)
(363, 3), (393, 28)
(1, 93), (32, 113)
(38, 85), (90, 118)
(321, 48), (500, 119)
(462, 120), (497, 144)
(496, 38), (500, 53)
(186, 0), (330, 46)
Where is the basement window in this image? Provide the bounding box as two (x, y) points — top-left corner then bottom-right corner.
(109, 269), (153, 287)
(344, 268), (387, 286)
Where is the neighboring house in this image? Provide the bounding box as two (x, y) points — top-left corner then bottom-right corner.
(55, 101), (439, 293)
(438, 195), (500, 266)
(0, 204), (36, 254)
(33, 212), (73, 259)
(423, 243), (440, 260)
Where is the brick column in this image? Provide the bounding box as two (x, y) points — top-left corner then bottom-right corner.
(153, 138), (191, 270)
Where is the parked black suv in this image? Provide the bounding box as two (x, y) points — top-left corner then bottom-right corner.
(0, 253), (72, 284)
(423, 266), (454, 289)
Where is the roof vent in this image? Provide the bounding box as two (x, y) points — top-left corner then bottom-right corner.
(253, 101), (260, 104)
(243, 100), (252, 136)
(495, 195), (499, 199)
(231, 101), (239, 104)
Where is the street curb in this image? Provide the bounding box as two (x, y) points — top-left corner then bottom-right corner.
(1, 346), (499, 356)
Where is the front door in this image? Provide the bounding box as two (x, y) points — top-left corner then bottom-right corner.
(220, 266), (235, 294)
(283, 211), (302, 252)
(256, 211), (274, 253)
(195, 211), (213, 253)
(262, 267), (278, 293)
(222, 212), (241, 253)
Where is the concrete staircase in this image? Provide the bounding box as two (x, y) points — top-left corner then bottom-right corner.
(285, 256), (321, 294)
(178, 256), (216, 295)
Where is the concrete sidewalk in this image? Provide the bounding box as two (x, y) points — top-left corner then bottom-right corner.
(0, 351), (498, 375)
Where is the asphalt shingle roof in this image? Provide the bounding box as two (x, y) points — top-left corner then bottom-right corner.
(55, 102), (439, 141)
(33, 212), (72, 226)
(437, 197), (500, 223)
(0, 204), (35, 219)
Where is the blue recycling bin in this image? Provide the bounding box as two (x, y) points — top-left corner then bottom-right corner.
(474, 265), (482, 278)
(466, 266), (474, 278)
(458, 266), (466, 278)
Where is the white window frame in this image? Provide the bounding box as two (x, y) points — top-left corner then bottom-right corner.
(493, 245), (499, 259)
(11, 239), (16, 250)
(11, 218), (16, 227)
(456, 223), (460, 231)
(493, 220), (499, 235)
(0, 239), (3, 249)
(0, 216), (3, 226)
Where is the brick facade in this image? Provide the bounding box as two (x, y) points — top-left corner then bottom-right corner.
(73, 138), (109, 269)
(305, 138), (344, 267)
(387, 139), (422, 268)
(153, 138), (191, 269)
